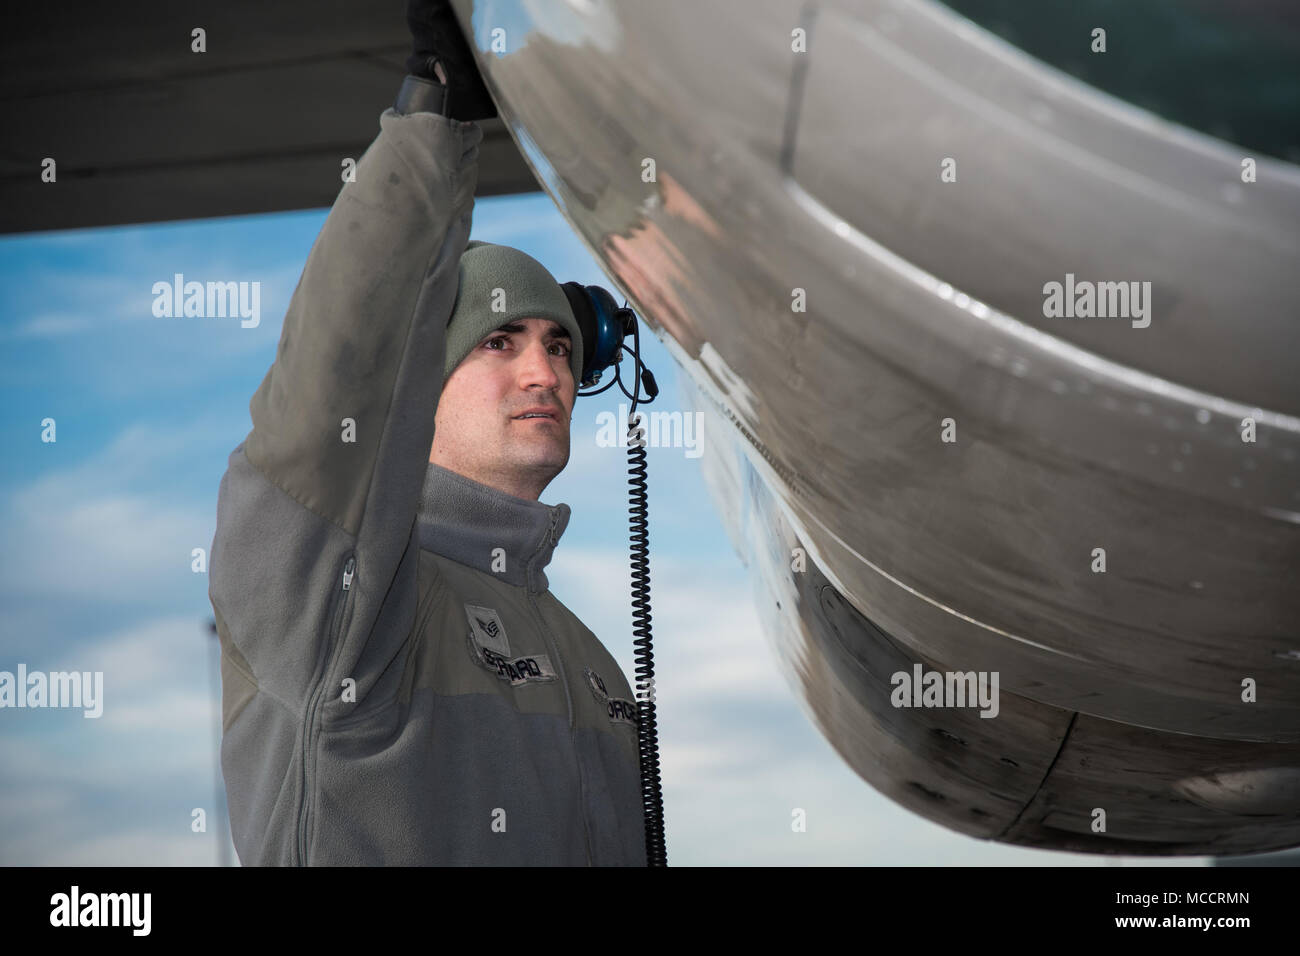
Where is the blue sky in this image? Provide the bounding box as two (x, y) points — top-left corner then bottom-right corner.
(0, 192), (1203, 866)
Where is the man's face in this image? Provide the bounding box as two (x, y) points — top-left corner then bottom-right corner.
(429, 317), (576, 501)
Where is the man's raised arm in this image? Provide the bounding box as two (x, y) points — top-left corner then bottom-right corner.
(244, 108), (479, 539)
(243, 0), (494, 549)
(210, 0), (498, 705)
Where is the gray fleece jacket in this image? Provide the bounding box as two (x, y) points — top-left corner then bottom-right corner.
(208, 102), (647, 866)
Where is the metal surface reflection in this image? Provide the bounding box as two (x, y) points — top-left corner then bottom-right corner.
(465, 0), (1300, 853)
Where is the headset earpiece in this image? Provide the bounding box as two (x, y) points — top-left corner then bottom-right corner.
(562, 281), (634, 390)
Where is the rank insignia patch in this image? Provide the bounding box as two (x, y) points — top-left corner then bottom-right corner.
(464, 604), (510, 656)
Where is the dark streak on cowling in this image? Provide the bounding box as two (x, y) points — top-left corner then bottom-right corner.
(934, 728), (967, 747)
(909, 781), (946, 802)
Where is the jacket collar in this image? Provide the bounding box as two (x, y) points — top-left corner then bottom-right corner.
(416, 461), (570, 594)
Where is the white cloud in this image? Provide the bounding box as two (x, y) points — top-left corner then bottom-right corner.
(8, 313), (94, 339)
(0, 613), (225, 865)
(19, 826), (220, 867)
(0, 493), (212, 605)
(0, 420), (224, 605)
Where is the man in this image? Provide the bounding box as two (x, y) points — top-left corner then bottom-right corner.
(208, 1), (647, 865)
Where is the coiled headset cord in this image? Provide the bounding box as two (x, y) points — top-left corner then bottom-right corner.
(580, 304), (665, 866)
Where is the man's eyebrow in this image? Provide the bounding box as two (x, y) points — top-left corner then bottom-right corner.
(490, 321), (570, 341)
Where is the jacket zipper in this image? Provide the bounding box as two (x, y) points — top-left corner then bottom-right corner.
(528, 511), (572, 728)
(526, 510), (590, 863)
(296, 553), (355, 865)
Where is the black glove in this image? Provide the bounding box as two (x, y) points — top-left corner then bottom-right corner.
(405, 0), (498, 121)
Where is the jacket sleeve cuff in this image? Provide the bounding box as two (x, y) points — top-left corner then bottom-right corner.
(394, 74), (449, 117)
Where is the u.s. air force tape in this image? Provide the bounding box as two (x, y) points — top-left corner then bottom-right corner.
(584, 667), (638, 727)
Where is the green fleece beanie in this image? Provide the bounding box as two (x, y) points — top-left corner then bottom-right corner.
(443, 240), (584, 386)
